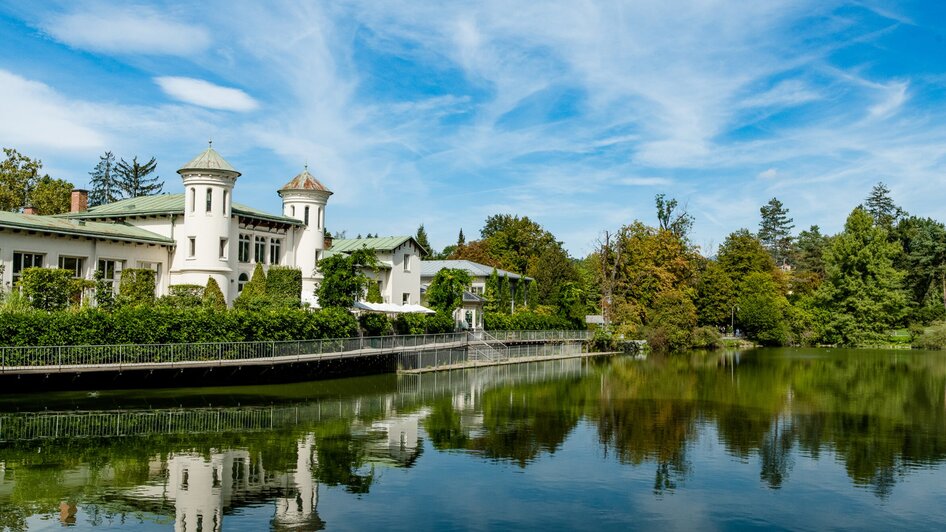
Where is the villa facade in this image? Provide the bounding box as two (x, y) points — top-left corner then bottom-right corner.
(0, 146), (422, 307)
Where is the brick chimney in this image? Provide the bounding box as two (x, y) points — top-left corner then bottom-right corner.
(23, 205), (37, 215)
(71, 189), (89, 213)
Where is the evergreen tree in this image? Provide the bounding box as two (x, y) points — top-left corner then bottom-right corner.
(415, 224), (431, 257)
(458, 229), (465, 246)
(514, 279), (527, 311)
(202, 277), (227, 309)
(116, 156), (163, 198)
(818, 207), (906, 345)
(758, 197), (795, 266)
(498, 275), (512, 314)
(89, 151), (121, 206)
(865, 182), (901, 228)
(484, 268), (501, 313)
(235, 263), (268, 308)
(526, 280), (538, 309)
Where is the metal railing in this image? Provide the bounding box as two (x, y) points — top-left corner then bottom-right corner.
(484, 330), (592, 342)
(0, 332), (467, 370)
(0, 330), (590, 371)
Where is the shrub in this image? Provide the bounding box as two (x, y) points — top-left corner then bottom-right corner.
(359, 313), (393, 336)
(235, 263), (269, 310)
(94, 270), (114, 310)
(267, 266), (302, 307)
(117, 268), (156, 307)
(159, 285), (204, 308)
(913, 322), (946, 350)
(690, 326), (722, 349)
(19, 267), (73, 311)
(203, 278), (227, 310)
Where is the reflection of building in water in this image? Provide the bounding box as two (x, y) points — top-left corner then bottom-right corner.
(125, 435), (322, 532)
(273, 433), (323, 531)
(365, 409), (429, 467)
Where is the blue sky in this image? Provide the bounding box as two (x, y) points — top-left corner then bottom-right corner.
(1, 1), (945, 256)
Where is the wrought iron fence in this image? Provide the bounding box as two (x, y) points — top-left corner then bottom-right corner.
(0, 330), (590, 371)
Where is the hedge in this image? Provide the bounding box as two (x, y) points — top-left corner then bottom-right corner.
(0, 306), (359, 346)
(393, 312), (456, 335)
(484, 311), (578, 331)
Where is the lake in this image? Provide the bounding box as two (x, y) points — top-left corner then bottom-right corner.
(1, 347), (945, 531)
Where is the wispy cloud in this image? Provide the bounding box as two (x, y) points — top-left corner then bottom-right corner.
(42, 6), (211, 56)
(4, 0), (945, 255)
(0, 70), (105, 151)
(156, 77), (258, 112)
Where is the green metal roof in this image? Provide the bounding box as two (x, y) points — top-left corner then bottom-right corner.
(61, 194), (303, 226)
(330, 236), (425, 254)
(178, 147), (240, 175)
(0, 211), (175, 245)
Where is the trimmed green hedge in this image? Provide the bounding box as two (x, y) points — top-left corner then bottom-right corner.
(484, 311), (578, 331)
(0, 307), (358, 346)
(393, 312), (455, 335)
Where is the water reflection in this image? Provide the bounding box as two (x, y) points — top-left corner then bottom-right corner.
(0, 351), (945, 529)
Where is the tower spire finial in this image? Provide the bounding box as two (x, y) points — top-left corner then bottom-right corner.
(208, 138), (213, 149)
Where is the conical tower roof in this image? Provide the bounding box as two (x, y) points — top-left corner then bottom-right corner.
(178, 144), (240, 177)
(278, 167), (332, 195)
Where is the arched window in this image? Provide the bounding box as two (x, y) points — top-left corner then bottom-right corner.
(189, 188), (196, 212)
(238, 273), (249, 292)
(304, 206), (310, 225)
(222, 190), (229, 215)
(206, 188), (213, 213)
(291, 205), (296, 217)
(318, 207), (324, 229)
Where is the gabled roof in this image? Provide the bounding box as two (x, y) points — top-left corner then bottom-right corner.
(60, 194), (303, 226)
(178, 147), (240, 176)
(279, 168), (332, 195)
(420, 259), (533, 281)
(330, 236), (426, 254)
(0, 210), (174, 245)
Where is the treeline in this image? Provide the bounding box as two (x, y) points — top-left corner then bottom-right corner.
(591, 183), (946, 349)
(0, 147), (164, 215)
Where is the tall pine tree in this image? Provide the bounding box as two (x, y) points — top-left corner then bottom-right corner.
(415, 224), (431, 257)
(865, 182), (901, 229)
(89, 151), (121, 206)
(758, 197), (795, 266)
(116, 156), (163, 198)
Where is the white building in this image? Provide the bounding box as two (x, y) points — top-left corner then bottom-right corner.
(420, 259), (534, 329)
(327, 236), (426, 306)
(0, 145), (422, 307)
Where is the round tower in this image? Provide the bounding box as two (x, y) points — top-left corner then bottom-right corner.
(278, 166), (332, 304)
(176, 144), (240, 298)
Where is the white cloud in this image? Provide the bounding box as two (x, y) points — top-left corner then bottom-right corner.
(869, 81), (908, 118)
(42, 6), (210, 56)
(0, 70), (105, 151)
(758, 168), (778, 180)
(618, 177), (673, 187)
(155, 77), (258, 112)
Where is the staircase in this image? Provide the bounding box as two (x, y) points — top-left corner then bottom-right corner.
(468, 331), (508, 363)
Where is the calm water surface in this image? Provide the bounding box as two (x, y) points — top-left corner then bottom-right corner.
(1, 348), (946, 531)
